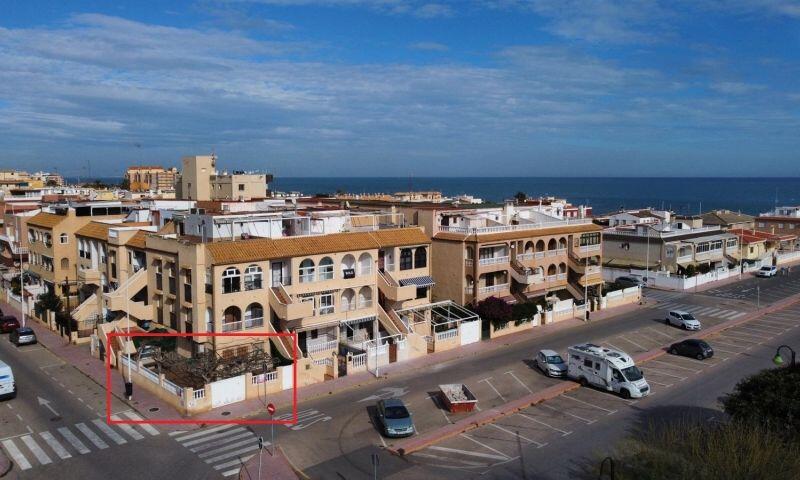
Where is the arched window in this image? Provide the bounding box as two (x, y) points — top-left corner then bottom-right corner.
(558, 237), (567, 250)
(222, 306), (241, 331)
(244, 303), (264, 328)
(558, 262), (567, 274)
(414, 247), (427, 269)
(341, 288), (355, 311)
(358, 286), (373, 308)
(535, 240), (545, 252)
(547, 264), (557, 276)
(59, 233), (68, 244)
(547, 239), (557, 250)
(358, 252), (372, 276)
(318, 257), (334, 280)
(341, 254), (356, 278)
(244, 265), (262, 290)
(400, 248), (413, 270)
(222, 267), (241, 293)
(60, 258), (69, 270)
(299, 259), (315, 283)
(524, 241), (534, 254)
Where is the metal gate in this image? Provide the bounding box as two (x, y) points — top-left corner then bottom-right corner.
(210, 375), (246, 408)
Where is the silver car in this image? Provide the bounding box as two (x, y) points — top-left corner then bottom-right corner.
(666, 310), (701, 330)
(535, 349), (568, 377)
(377, 398), (415, 438)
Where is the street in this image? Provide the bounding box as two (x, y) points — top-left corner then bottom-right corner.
(1, 270), (799, 479)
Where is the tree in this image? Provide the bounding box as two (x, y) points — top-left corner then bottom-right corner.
(36, 289), (62, 313)
(119, 177), (131, 190)
(514, 191), (527, 204)
(684, 264), (697, 277)
(722, 364), (800, 438)
(474, 296), (513, 330)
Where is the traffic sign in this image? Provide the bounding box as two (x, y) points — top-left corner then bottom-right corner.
(267, 403), (276, 416)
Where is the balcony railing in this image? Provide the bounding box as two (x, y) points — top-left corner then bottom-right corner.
(221, 321), (243, 332)
(478, 283), (509, 294)
(244, 317), (264, 329)
(478, 256), (509, 266)
(578, 244), (601, 253)
(465, 259), (474, 268)
(516, 252), (536, 261)
(438, 217), (593, 235)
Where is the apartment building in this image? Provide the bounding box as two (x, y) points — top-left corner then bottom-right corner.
(0, 203), (39, 268)
(175, 155), (273, 202)
(124, 166), (178, 192)
(26, 203), (128, 302)
(700, 210), (754, 230)
(756, 207), (800, 247)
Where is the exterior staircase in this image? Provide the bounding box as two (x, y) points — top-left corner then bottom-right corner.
(71, 293), (100, 322)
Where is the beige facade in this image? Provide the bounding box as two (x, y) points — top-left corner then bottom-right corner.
(176, 155), (271, 201)
(125, 166), (177, 192)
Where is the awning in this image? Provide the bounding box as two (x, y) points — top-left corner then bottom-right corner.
(399, 275), (435, 288)
(339, 315), (376, 327)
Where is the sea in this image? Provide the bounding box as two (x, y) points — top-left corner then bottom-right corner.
(69, 177), (800, 216)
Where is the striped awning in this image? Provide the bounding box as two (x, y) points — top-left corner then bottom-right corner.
(399, 275), (435, 288)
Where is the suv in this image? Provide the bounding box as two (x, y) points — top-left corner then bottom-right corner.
(535, 349), (567, 377)
(669, 339), (714, 360)
(756, 266), (777, 278)
(1, 316), (20, 334)
(616, 276), (646, 288)
(666, 310), (701, 330)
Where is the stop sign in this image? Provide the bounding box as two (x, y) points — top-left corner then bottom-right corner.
(267, 403), (276, 416)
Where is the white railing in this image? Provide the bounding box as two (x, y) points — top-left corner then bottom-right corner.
(585, 265), (601, 275)
(221, 321), (243, 332)
(163, 378), (182, 397)
(251, 371), (278, 384)
(438, 217), (592, 234)
(358, 300), (373, 309)
(139, 366), (160, 385)
(557, 273), (567, 280)
(435, 329), (458, 342)
(193, 389), (206, 399)
(677, 255), (694, 262)
(516, 252), (535, 261)
(244, 317), (264, 329)
(546, 249), (567, 257)
(120, 355), (138, 372)
(579, 244), (601, 253)
(312, 357), (333, 367)
(478, 256), (509, 266)
(351, 353), (366, 368)
(605, 225), (721, 239)
(464, 286), (474, 294)
(478, 283), (509, 294)
(307, 339), (338, 355)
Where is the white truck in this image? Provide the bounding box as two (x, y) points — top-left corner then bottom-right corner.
(567, 343), (650, 399)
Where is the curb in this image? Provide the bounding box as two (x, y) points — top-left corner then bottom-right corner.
(0, 452), (11, 478)
(390, 290), (800, 457)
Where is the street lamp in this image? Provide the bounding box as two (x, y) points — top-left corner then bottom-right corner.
(773, 345), (796, 367)
(598, 456), (615, 480)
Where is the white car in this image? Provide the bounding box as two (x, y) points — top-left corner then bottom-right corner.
(535, 349), (568, 377)
(665, 310), (701, 330)
(756, 266), (777, 278)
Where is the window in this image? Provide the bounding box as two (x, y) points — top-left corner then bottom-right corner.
(696, 242), (710, 254)
(778, 224), (784, 229)
(665, 246), (674, 258)
(222, 267), (241, 293)
(222, 306), (242, 331)
(244, 303), (264, 328)
(400, 248), (413, 270)
(154, 260), (163, 290)
(416, 286), (428, 300)
(358, 252), (372, 276)
(244, 265), (263, 290)
(238, 184), (245, 191)
(583, 359), (593, 368)
(59, 233), (68, 244)
(299, 259), (315, 283)
(580, 232), (601, 246)
(414, 247), (427, 269)
(758, 222), (765, 228)
(318, 293), (334, 315)
(726, 238), (737, 248)
(318, 257), (334, 281)
(60, 258), (69, 270)
(358, 286), (372, 308)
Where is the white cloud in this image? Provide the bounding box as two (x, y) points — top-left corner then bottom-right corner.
(221, 0), (455, 17)
(409, 41), (449, 51)
(711, 81), (766, 94)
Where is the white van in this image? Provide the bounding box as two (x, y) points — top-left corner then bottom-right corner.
(567, 343), (650, 399)
(0, 359), (16, 400)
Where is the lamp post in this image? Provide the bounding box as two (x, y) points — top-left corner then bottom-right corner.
(598, 456), (615, 480)
(773, 345), (796, 367)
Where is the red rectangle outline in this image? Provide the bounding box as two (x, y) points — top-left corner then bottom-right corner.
(105, 331), (298, 425)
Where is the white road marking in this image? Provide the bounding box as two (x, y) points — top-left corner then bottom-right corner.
(516, 412), (572, 436)
(20, 435), (52, 465)
(641, 367), (686, 380)
(91, 419), (127, 445)
(2, 439), (32, 470)
(646, 379), (673, 387)
(204, 444), (259, 464)
(414, 452), (487, 467)
(478, 377), (507, 402)
(461, 433), (515, 459)
(618, 335), (649, 351)
(646, 328), (675, 340)
(708, 345), (742, 354)
(215, 454), (257, 470)
(738, 324), (783, 334)
(57, 427), (90, 454)
(650, 359), (701, 373)
(168, 430), (188, 437)
(718, 334), (762, 344)
(505, 371), (533, 394)
(121, 412), (159, 436)
(199, 439), (261, 459)
(605, 342), (625, 353)
(109, 415), (145, 440)
(189, 432), (254, 453)
(727, 311), (747, 320)
(182, 428), (247, 447)
(561, 394), (617, 414)
(538, 402), (595, 424)
(490, 422), (546, 446)
(431, 444), (508, 461)
(174, 425), (231, 442)
(75, 423), (109, 450)
(39, 432), (71, 460)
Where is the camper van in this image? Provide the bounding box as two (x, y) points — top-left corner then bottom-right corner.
(567, 343), (650, 399)
(0, 359), (16, 400)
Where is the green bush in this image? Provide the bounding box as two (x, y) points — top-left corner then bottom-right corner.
(511, 301), (539, 325)
(722, 364), (800, 438)
(684, 264), (697, 277)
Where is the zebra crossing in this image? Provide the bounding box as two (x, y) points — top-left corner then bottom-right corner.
(655, 302), (748, 320)
(170, 424), (263, 477)
(643, 289), (686, 303)
(0, 411), (158, 471)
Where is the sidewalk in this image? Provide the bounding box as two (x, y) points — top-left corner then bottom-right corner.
(238, 446), (302, 480)
(0, 451), (10, 478)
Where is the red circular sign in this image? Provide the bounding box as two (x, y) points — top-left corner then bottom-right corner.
(267, 403), (276, 416)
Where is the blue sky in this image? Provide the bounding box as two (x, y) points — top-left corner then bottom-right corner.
(0, 0), (799, 178)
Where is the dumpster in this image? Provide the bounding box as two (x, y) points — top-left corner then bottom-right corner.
(439, 384), (477, 413)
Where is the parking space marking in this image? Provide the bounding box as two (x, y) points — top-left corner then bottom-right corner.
(726, 329), (773, 339)
(708, 342), (746, 353)
(605, 342), (625, 353)
(738, 324), (784, 334)
(646, 327), (676, 340)
(414, 452), (487, 467)
(650, 359), (701, 373)
(755, 318), (796, 328)
(643, 367), (686, 380)
(460, 434), (512, 459)
(666, 354), (722, 368)
(504, 371), (533, 394)
(617, 335), (649, 351)
(429, 445), (508, 461)
(717, 334), (762, 344)
(646, 379), (672, 387)
(516, 412), (571, 436)
(489, 423), (546, 447)
(478, 377), (507, 403)
(538, 403), (595, 425)
(561, 394), (617, 414)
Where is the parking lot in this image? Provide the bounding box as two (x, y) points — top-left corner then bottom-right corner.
(404, 302), (800, 476)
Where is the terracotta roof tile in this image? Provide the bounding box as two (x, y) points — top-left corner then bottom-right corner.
(76, 222), (112, 241)
(369, 228), (430, 247)
(126, 231), (148, 249)
(432, 222), (602, 243)
(27, 212), (65, 229)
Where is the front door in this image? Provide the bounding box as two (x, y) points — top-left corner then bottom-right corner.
(378, 250), (386, 271)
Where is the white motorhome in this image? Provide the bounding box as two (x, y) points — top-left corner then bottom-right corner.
(567, 343), (650, 399)
(0, 359), (16, 400)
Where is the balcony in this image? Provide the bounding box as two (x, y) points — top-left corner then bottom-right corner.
(268, 284), (314, 321)
(510, 260), (544, 285)
(222, 321), (243, 332)
(478, 283), (510, 295)
(377, 270), (416, 302)
(479, 255), (510, 266)
(78, 267), (101, 286)
(545, 248), (567, 258)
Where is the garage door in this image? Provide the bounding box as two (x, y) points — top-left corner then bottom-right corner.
(210, 375), (246, 408)
(460, 319), (480, 346)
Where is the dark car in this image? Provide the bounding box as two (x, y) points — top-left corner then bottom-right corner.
(1, 316), (20, 334)
(376, 398), (415, 438)
(10, 327), (37, 346)
(669, 339), (713, 360)
(615, 276), (646, 288)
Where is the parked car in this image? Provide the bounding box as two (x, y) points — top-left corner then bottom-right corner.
(535, 349), (568, 377)
(1, 316), (20, 334)
(615, 276), (646, 288)
(0, 359), (16, 400)
(376, 398), (415, 438)
(669, 339), (714, 360)
(756, 266), (778, 278)
(665, 310), (701, 330)
(9, 327), (36, 346)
